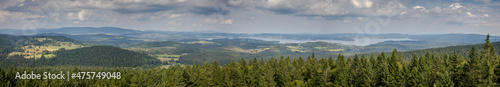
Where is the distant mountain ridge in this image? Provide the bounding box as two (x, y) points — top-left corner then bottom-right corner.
(0, 27), (499, 50)
(0, 27), (141, 35)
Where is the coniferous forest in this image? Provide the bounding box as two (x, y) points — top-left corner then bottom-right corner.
(0, 35), (499, 87)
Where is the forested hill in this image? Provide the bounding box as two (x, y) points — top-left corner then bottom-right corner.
(399, 41), (500, 59)
(0, 34), (89, 59)
(0, 46), (163, 67)
(50, 46), (162, 67)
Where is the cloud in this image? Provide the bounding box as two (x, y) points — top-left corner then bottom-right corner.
(466, 12), (476, 17)
(5, 0), (491, 23)
(78, 9), (87, 20)
(263, 0), (353, 16)
(0, 0), (24, 9)
(376, 1), (407, 16)
(221, 19), (233, 24)
(203, 18), (233, 24)
(0, 10), (8, 23)
(111, 4), (176, 14)
(204, 18), (218, 24)
(474, 0), (491, 3)
(169, 20), (181, 25)
(169, 14), (182, 18)
(449, 3), (464, 10)
(351, 0), (373, 8)
(445, 21), (466, 25)
(0, 0), (499, 31)
(189, 6), (229, 16)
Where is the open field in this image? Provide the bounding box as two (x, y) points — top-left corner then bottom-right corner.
(157, 54), (180, 58)
(314, 47), (344, 52)
(7, 38), (86, 59)
(225, 47), (270, 54)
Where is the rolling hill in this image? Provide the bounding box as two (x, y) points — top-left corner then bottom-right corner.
(48, 46), (162, 67)
(398, 41), (500, 59)
(0, 35), (164, 67)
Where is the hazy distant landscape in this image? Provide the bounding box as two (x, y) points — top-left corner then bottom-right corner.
(1, 27), (499, 65)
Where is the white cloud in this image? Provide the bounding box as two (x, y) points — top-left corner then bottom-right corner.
(474, 0), (491, 3)
(169, 14), (182, 18)
(169, 20), (181, 25)
(413, 6), (424, 9)
(312, 16), (325, 20)
(449, 3), (464, 10)
(351, 0), (373, 8)
(376, 1), (407, 16)
(0, 0), (24, 9)
(356, 17), (363, 20)
(0, 10), (7, 23)
(204, 18), (218, 24)
(204, 18), (233, 24)
(78, 9), (88, 20)
(0, 0), (499, 31)
(466, 12), (476, 17)
(221, 19), (233, 24)
(266, 0), (285, 7)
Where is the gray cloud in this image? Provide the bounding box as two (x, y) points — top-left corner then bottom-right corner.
(446, 21), (466, 25)
(189, 6), (229, 16)
(269, 8), (297, 15)
(0, 0), (498, 34)
(112, 4), (176, 14)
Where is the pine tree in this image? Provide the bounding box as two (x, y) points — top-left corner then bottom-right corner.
(360, 55), (375, 86)
(378, 52), (386, 64)
(333, 54), (348, 86)
(378, 63), (394, 86)
(483, 34), (497, 59)
(481, 34), (497, 85)
(351, 54), (362, 86)
(436, 71), (454, 87)
(467, 46), (481, 86)
(407, 66), (423, 86)
(469, 46), (478, 65)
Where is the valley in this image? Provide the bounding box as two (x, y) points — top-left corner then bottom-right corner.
(1, 27), (499, 65)
(1, 27), (499, 87)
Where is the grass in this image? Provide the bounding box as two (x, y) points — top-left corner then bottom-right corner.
(34, 38), (52, 42)
(8, 39), (86, 59)
(328, 49), (344, 52)
(43, 54), (56, 58)
(157, 58), (178, 62)
(225, 47), (270, 54)
(156, 54), (181, 58)
(313, 47), (328, 50)
(286, 46), (307, 52)
(187, 40), (214, 44)
(31, 54), (56, 59)
(314, 47), (344, 52)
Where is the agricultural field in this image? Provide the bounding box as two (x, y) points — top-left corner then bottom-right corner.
(156, 54), (180, 64)
(157, 54), (180, 58)
(224, 47), (270, 54)
(314, 47), (344, 52)
(7, 38), (86, 59)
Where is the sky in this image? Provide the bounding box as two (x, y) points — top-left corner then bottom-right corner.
(0, 0), (499, 35)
